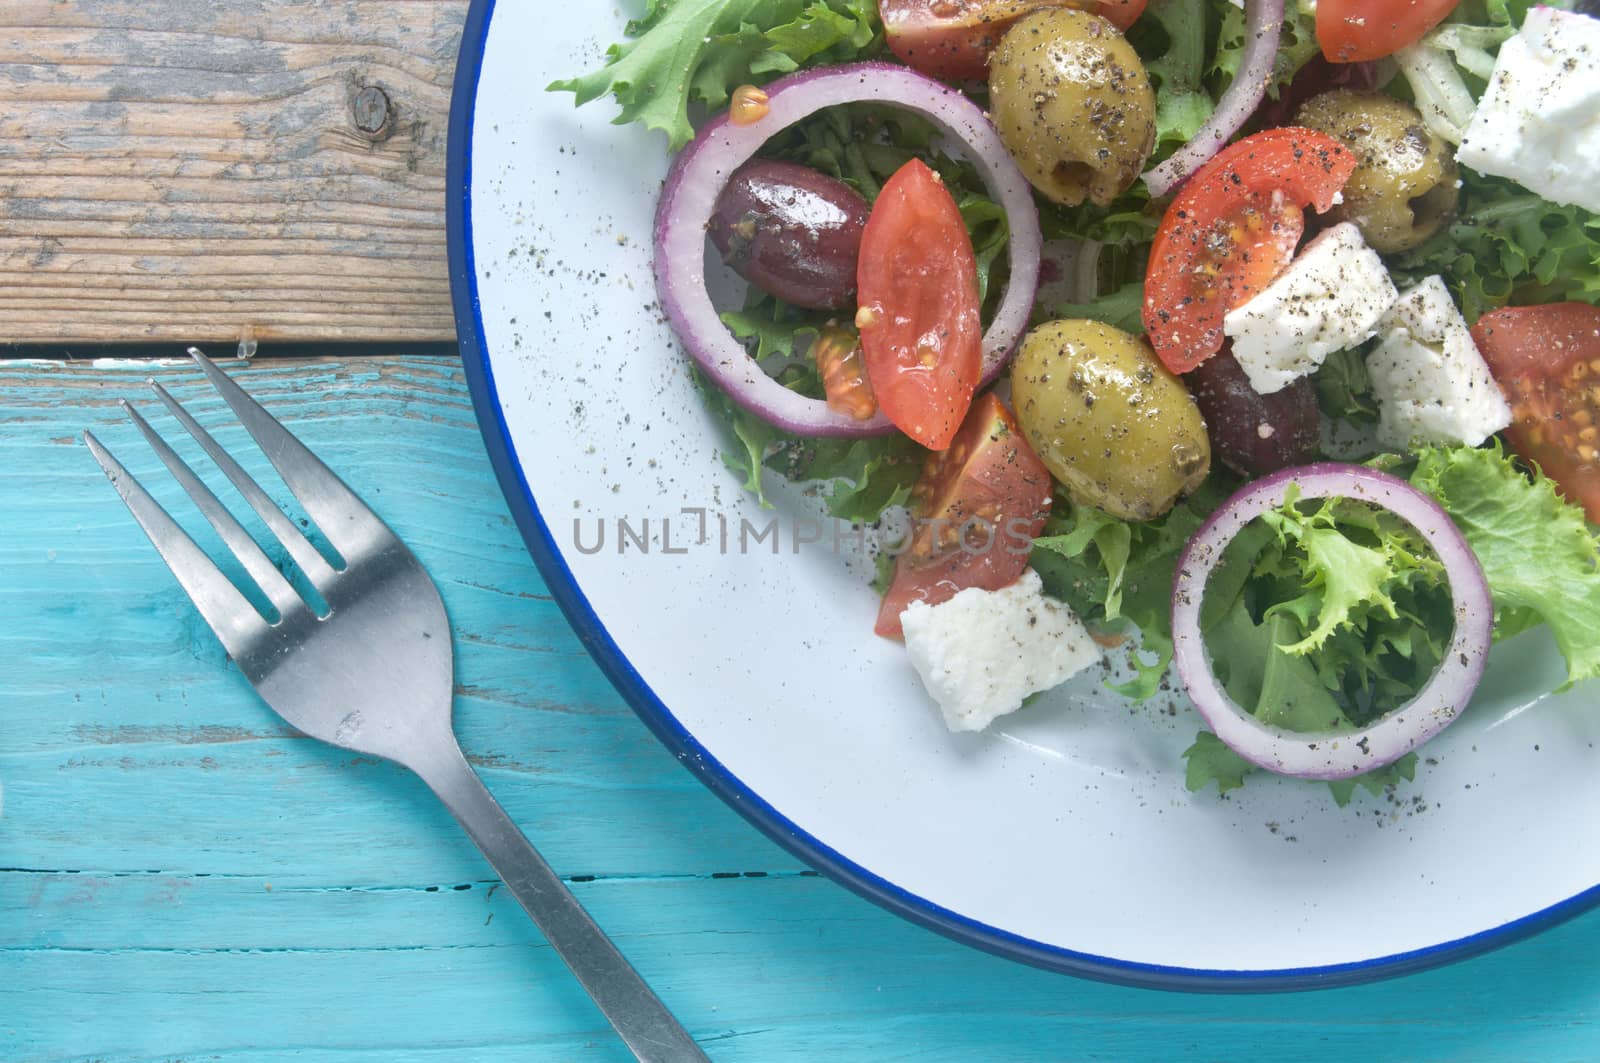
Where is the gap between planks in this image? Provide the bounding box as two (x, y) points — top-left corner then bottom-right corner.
(0, 868), (822, 888)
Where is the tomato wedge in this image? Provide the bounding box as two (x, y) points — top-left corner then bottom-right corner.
(876, 393), (1055, 638)
(1094, 0), (1146, 31)
(1318, 0), (1460, 64)
(1143, 128), (1357, 376)
(857, 158), (983, 451)
(1471, 303), (1600, 523)
(881, 0), (1147, 81)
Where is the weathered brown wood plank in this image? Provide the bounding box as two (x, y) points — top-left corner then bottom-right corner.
(0, 0), (466, 344)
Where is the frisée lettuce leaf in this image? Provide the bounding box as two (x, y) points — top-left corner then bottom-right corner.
(1182, 605), (1423, 805)
(1185, 728), (1419, 806)
(693, 366), (924, 521)
(549, 0), (882, 150)
(1034, 448), (1597, 804)
(1032, 479), (1234, 700)
(1137, 0), (1216, 156)
(1407, 444), (1600, 689)
(1212, 0), (1319, 101)
(1201, 490), (1457, 728)
(1177, 490), (1451, 804)
(1394, 168), (1600, 322)
(1314, 347), (1381, 428)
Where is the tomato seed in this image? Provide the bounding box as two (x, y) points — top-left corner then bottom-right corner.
(730, 85), (770, 126)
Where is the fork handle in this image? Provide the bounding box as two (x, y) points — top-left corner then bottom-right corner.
(410, 741), (710, 1062)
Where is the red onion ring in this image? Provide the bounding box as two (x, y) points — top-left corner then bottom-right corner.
(654, 62), (1043, 438)
(1171, 464), (1493, 781)
(1145, 0), (1285, 199)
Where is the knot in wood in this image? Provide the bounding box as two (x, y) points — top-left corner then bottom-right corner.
(353, 86), (394, 140)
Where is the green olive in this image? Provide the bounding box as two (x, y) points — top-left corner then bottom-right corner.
(987, 9), (1156, 208)
(1294, 90), (1460, 254)
(1011, 320), (1210, 521)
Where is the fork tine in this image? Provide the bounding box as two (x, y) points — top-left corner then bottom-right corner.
(149, 380), (340, 593)
(187, 348), (385, 558)
(84, 431), (266, 659)
(122, 399), (305, 621)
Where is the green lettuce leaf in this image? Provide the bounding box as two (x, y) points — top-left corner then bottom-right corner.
(960, 194), (1011, 308)
(1180, 487), (1453, 803)
(718, 287), (830, 392)
(1031, 479), (1234, 699)
(1394, 167), (1600, 322)
(1183, 732), (1252, 795)
(1213, 1), (1320, 100)
(775, 435), (926, 523)
(696, 371), (786, 506)
(1138, 0), (1216, 156)
(1210, 608), (1354, 732)
(1040, 280), (1147, 334)
(1314, 347), (1380, 427)
(1256, 493), (1446, 656)
(549, 0), (881, 150)
(1326, 755), (1418, 808)
(1204, 491), (1456, 719)
(761, 104), (928, 202)
(1455, 0), (1541, 33)
(1183, 442), (1600, 802)
(1409, 444), (1600, 689)
(721, 304), (824, 364)
(1184, 729), (1419, 805)
(1039, 192), (1161, 267)
(693, 356), (924, 523)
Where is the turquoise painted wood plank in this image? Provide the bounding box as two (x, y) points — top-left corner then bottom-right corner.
(0, 357), (794, 885)
(8, 869), (1600, 1062)
(5, 356), (1600, 1062)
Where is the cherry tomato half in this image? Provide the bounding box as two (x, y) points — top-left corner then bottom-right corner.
(1471, 302), (1600, 522)
(857, 158), (983, 451)
(881, 0), (1147, 82)
(1318, 0), (1461, 64)
(1142, 128), (1357, 376)
(876, 393), (1055, 638)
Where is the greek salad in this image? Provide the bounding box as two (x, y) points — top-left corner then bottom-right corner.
(553, 0), (1600, 802)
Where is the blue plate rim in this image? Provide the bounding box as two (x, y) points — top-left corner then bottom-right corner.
(444, 0), (1600, 992)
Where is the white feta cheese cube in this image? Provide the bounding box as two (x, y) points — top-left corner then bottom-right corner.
(901, 569), (1101, 734)
(1224, 223), (1399, 395)
(1458, 7), (1600, 215)
(1367, 276), (1512, 450)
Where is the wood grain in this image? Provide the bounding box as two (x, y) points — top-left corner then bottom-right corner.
(9, 357), (1600, 1061)
(0, 1), (465, 344)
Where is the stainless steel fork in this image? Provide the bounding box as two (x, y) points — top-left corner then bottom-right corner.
(84, 349), (710, 1063)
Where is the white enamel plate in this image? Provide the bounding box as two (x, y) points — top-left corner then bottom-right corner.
(447, 0), (1600, 988)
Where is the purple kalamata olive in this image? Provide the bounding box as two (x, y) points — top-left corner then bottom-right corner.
(1187, 349), (1321, 478)
(709, 160), (870, 312)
